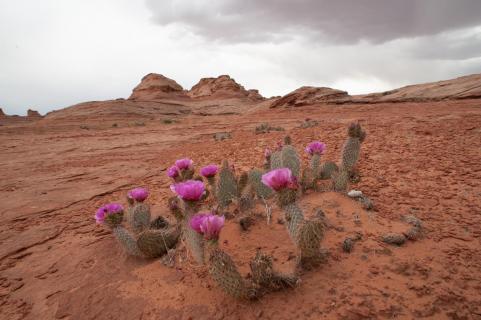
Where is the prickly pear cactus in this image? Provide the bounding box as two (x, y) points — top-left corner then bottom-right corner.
(217, 160), (238, 208)
(127, 203), (151, 234)
(281, 145), (301, 178)
(208, 246), (252, 299)
(112, 226), (143, 257)
(319, 161), (338, 180)
(248, 169), (273, 199)
(296, 219), (324, 270)
(137, 227), (180, 258)
(270, 151), (282, 169)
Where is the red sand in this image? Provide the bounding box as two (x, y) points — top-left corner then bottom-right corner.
(1, 99), (480, 319)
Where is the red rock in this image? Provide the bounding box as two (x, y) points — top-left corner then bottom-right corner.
(188, 75), (264, 100)
(129, 73), (186, 100)
(27, 109), (42, 118)
(270, 86), (349, 108)
(0, 107), (5, 118)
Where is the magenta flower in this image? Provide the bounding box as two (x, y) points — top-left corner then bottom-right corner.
(95, 203), (124, 224)
(200, 164), (218, 178)
(189, 212), (209, 233)
(167, 165), (180, 178)
(127, 187), (149, 202)
(175, 158), (193, 170)
(190, 213), (225, 240)
(261, 168), (298, 191)
(305, 141), (326, 156)
(170, 180), (205, 201)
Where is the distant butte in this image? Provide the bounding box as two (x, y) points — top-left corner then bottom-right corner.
(188, 75), (264, 100)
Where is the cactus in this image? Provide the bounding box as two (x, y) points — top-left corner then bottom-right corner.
(150, 215), (169, 229)
(250, 251), (299, 293)
(217, 160), (238, 208)
(127, 202), (151, 233)
(341, 122), (366, 172)
(300, 167), (315, 191)
(112, 226), (143, 257)
(237, 172), (249, 196)
(332, 122), (366, 192)
(168, 196), (183, 222)
(183, 202), (205, 264)
(281, 145), (301, 178)
(248, 169), (273, 199)
(270, 151), (282, 169)
(239, 185), (255, 212)
(296, 219), (324, 270)
(207, 246), (254, 299)
(282, 203), (304, 242)
(319, 161), (338, 180)
(332, 168), (349, 192)
(137, 226), (180, 258)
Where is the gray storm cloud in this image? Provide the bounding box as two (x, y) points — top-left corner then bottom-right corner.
(146, 0), (481, 43)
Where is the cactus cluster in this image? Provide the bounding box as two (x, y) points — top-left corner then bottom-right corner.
(94, 121), (368, 299)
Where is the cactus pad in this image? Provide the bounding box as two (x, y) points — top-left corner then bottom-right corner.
(296, 219), (324, 270)
(208, 247), (252, 299)
(281, 145), (301, 178)
(217, 160), (238, 208)
(319, 161), (339, 180)
(128, 203), (151, 234)
(250, 251), (299, 293)
(137, 227), (180, 258)
(112, 226), (143, 257)
(248, 169), (273, 199)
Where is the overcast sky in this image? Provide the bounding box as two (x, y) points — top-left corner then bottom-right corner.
(1, 0), (481, 115)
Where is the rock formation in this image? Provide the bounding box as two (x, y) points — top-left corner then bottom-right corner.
(270, 86), (349, 108)
(129, 73), (187, 100)
(354, 73), (481, 103)
(27, 109), (42, 118)
(188, 75), (264, 100)
(0, 107), (5, 118)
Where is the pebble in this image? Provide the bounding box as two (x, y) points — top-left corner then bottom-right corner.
(348, 190), (363, 198)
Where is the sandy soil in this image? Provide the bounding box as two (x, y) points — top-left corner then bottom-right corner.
(1, 99), (480, 319)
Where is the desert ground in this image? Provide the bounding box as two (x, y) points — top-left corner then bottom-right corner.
(1, 74), (480, 319)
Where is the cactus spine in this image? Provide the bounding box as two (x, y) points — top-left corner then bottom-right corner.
(296, 220), (324, 270)
(270, 151), (282, 169)
(319, 161), (338, 180)
(217, 160), (238, 208)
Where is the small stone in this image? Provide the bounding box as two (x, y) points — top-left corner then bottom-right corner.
(347, 190), (363, 198)
(382, 233), (406, 246)
(213, 132), (232, 141)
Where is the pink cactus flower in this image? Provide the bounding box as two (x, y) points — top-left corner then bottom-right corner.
(170, 180), (205, 201)
(95, 203), (123, 224)
(305, 141), (326, 156)
(127, 187), (149, 202)
(200, 164), (218, 178)
(167, 165), (180, 178)
(175, 158), (193, 170)
(261, 168), (298, 191)
(190, 213), (225, 240)
(189, 212), (209, 233)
